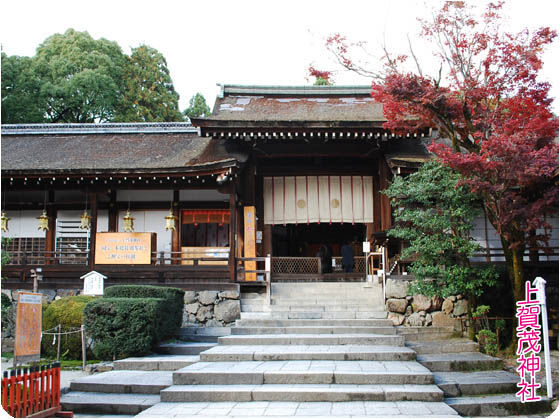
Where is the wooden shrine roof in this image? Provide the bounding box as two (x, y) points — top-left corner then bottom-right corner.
(1, 123), (247, 176)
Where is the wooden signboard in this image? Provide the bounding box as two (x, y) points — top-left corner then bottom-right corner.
(14, 292), (42, 364)
(244, 206), (257, 281)
(95, 232), (155, 264)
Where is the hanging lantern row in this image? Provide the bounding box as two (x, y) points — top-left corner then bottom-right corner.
(5, 170), (237, 186)
(165, 210), (176, 232)
(80, 210), (92, 230)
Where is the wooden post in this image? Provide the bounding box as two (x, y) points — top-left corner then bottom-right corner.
(172, 190), (180, 265)
(89, 192), (98, 270)
(228, 187), (237, 283)
(45, 191), (56, 265)
(378, 157), (392, 231)
(108, 190), (118, 232)
(81, 325), (87, 371)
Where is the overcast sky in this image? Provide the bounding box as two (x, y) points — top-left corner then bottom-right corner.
(1, 0), (558, 113)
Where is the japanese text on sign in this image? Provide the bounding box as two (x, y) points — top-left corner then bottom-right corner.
(14, 292), (42, 360)
(95, 233), (153, 264)
(515, 281), (542, 403)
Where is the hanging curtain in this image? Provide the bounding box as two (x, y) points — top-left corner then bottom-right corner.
(263, 176), (373, 225)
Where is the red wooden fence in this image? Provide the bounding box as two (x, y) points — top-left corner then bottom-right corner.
(1, 362), (71, 418)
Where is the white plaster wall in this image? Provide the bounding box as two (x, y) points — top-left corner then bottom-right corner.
(2, 210), (45, 238)
(117, 190), (173, 202)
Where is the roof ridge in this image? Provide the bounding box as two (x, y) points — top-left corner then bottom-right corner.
(1, 122), (197, 135)
(218, 84), (372, 97)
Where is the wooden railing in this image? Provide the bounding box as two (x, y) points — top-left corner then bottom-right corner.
(1, 363), (71, 418)
(237, 255), (272, 303)
(4, 250), (88, 266)
(271, 256), (367, 274)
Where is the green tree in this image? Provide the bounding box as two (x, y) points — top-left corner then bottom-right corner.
(384, 161), (498, 317)
(1, 53), (44, 123)
(183, 93), (211, 120)
(32, 29), (126, 122)
(115, 45), (184, 122)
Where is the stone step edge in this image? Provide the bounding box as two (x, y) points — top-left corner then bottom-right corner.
(173, 370), (434, 385)
(161, 384), (444, 402)
(113, 355), (200, 371)
(445, 394), (553, 416)
(61, 391), (160, 415)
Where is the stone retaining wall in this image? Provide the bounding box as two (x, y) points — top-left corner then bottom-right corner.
(385, 278), (466, 328)
(182, 290), (241, 327)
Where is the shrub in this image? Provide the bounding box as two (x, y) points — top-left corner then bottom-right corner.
(1, 293), (15, 338)
(84, 297), (163, 360)
(476, 329), (498, 356)
(41, 295), (96, 360)
(104, 285), (184, 341)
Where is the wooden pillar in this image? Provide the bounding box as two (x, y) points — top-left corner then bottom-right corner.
(44, 191), (56, 265)
(263, 224), (272, 257)
(89, 192), (98, 270)
(172, 190), (180, 265)
(378, 156), (392, 231)
(228, 186), (237, 283)
(372, 169), (382, 233)
(108, 190), (118, 232)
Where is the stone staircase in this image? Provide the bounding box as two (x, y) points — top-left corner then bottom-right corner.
(410, 338), (553, 416)
(60, 342), (215, 415)
(139, 282), (458, 417)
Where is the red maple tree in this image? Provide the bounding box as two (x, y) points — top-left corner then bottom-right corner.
(325, 1), (558, 306)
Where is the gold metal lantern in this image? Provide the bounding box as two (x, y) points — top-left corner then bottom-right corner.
(37, 210), (50, 231)
(123, 210), (135, 232)
(1, 212), (9, 232)
(80, 210), (91, 230)
(165, 210), (176, 232)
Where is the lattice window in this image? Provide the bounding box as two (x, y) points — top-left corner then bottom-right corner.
(272, 257), (320, 274)
(3, 238), (46, 265)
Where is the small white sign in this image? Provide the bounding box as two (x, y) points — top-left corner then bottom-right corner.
(256, 231), (263, 244)
(81, 271), (107, 296)
(362, 241), (371, 254)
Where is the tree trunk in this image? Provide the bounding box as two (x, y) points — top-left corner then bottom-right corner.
(501, 238), (525, 305)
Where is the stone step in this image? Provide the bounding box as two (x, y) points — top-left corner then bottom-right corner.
(231, 326), (397, 335)
(61, 391), (160, 415)
(218, 333), (405, 346)
(235, 318), (393, 327)
(161, 383), (444, 403)
(113, 355), (200, 371)
(407, 339), (478, 354)
(241, 303), (385, 312)
(68, 370), (172, 394)
(417, 352), (502, 372)
(156, 341), (217, 355)
(137, 400), (459, 417)
(200, 344), (416, 362)
(446, 394), (552, 416)
(270, 299), (384, 306)
(176, 327), (231, 343)
(239, 311), (388, 320)
(433, 371), (519, 397)
(172, 360), (433, 385)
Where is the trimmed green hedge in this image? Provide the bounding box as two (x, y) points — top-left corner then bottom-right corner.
(42, 295), (96, 360)
(83, 285), (185, 360)
(84, 297), (162, 360)
(104, 285), (184, 341)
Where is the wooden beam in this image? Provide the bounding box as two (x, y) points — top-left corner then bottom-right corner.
(228, 185), (237, 283)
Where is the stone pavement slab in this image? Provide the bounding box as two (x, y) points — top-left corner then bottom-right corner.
(69, 370), (172, 394)
(433, 370), (519, 396)
(235, 318), (393, 327)
(218, 333), (405, 346)
(136, 400), (459, 417)
(113, 354), (199, 371)
(172, 360), (433, 385)
(417, 352), (502, 371)
(161, 383), (443, 403)
(406, 339), (478, 355)
(445, 394), (552, 417)
(200, 344), (416, 362)
(61, 391), (160, 415)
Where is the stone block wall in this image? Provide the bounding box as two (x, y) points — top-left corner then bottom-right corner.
(182, 290), (241, 327)
(385, 278), (467, 328)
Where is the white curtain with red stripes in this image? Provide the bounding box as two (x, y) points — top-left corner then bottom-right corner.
(263, 176), (374, 225)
